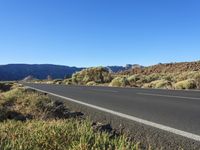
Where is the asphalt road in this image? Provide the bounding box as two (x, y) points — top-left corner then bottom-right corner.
(23, 83), (200, 141)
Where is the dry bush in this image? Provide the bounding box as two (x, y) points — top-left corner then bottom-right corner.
(109, 77), (129, 87)
(127, 74), (141, 87)
(72, 67), (112, 85)
(63, 78), (73, 85)
(194, 73), (200, 89)
(174, 79), (196, 89)
(142, 80), (172, 89)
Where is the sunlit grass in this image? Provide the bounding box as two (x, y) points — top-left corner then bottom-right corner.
(0, 86), (139, 150)
(0, 119), (138, 150)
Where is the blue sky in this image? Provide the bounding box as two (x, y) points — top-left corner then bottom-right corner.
(0, 0), (200, 67)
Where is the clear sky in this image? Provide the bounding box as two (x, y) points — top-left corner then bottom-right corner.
(0, 0), (200, 67)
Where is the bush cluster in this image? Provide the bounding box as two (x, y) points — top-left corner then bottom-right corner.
(108, 71), (200, 90)
(72, 67), (112, 85)
(33, 69), (200, 90)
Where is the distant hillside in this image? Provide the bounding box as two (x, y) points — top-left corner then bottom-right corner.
(120, 61), (200, 75)
(0, 64), (84, 81)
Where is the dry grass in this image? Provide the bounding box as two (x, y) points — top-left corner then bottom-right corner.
(0, 119), (138, 150)
(0, 84), (139, 150)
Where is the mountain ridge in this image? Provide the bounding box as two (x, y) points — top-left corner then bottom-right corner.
(0, 64), (140, 81)
(0, 64), (84, 81)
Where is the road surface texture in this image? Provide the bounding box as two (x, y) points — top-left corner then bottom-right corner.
(23, 83), (200, 149)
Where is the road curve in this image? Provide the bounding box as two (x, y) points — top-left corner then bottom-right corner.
(23, 83), (200, 141)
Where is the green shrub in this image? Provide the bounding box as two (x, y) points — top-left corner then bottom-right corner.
(109, 77), (129, 87)
(72, 67), (112, 85)
(174, 79), (196, 89)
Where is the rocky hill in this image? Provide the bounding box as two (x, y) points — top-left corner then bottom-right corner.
(120, 61), (200, 75)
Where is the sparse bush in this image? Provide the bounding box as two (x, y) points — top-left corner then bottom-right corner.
(72, 67), (112, 85)
(174, 79), (196, 89)
(109, 77), (129, 87)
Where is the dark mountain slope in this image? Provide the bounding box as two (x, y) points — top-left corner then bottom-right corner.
(0, 64), (84, 81)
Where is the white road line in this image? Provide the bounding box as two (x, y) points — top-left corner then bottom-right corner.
(26, 86), (200, 142)
(137, 92), (200, 100)
(90, 89), (118, 93)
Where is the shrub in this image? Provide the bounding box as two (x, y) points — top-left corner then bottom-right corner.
(145, 73), (160, 83)
(135, 76), (148, 87)
(53, 79), (62, 84)
(63, 78), (72, 85)
(109, 77), (129, 87)
(72, 67), (112, 85)
(142, 80), (172, 89)
(194, 73), (200, 89)
(127, 75), (141, 87)
(174, 79), (196, 89)
(154, 80), (172, 89)
(175, 71), (198, 82)
(0, 88), (51, 120)
(0, 82), (13, 92)
(162, 74), (174, 82)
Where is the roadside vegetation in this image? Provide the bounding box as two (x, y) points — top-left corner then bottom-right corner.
(0, 82), (139, 150)
(31, 66), (200, 90)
